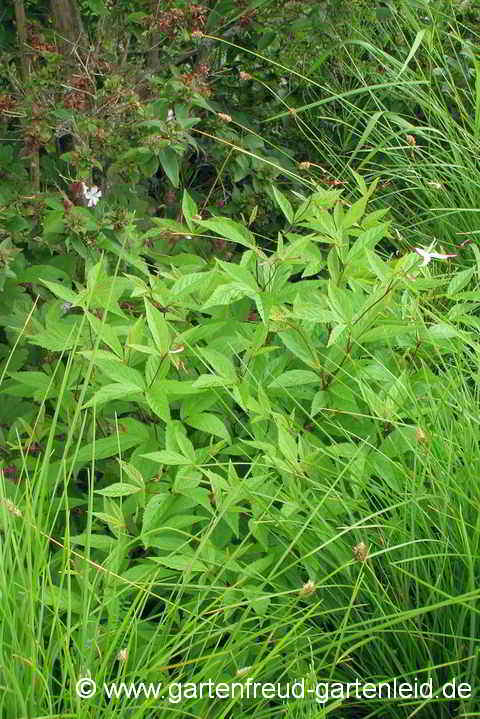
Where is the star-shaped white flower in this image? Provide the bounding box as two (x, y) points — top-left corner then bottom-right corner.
(81, 182), (102, 207)
(414, 242), (457, 265)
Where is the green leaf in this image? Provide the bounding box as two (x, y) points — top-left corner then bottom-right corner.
(271, 185), (294, 223)
(95, 483), (142, 497)
(27, 325), (80, 351)
(422, 324), (460, 342)
(327, 247), (340, 284)
(158, 147), (180, 187)
(201, 283), (247, 308)
(141, 450), (193, 465)
(292, 299), (335, 323)
(193, 374), (235, 389)
(86, 312), (123, 358)
(43, 210), (65, 236)
(85, 0), (108, 15)
(149, 555), (206, 572)
(40, 279), (78, 304)
(346, 224), (387, 264)
(145, 385), (171, 422)
(215, 259), (258, 291)
(277, 424), (297, 463)
(82, 383), (142, 409)
(397, 28), (426, 77)
(447, 266), (475, 297)
(359, 324), (416, 343)
(145, 300), (170, 354)
(342, 195), (367, 230)
(367, 250), (391, 281)
(41, 586), (82, 614)
(70, 533), (117, 551)
(197, 217), (256, 249)
(142, 494), (170, 537)
(199, 347), (237, 381)
(174, 486), (213, 513)
(185, 412), (231, 442)
(311, 390), (327, 417)
(8, 371), (51, 391)
(55, 423), (147, 469)
(327, 282), (353, 324)
(117, 460), (145, 488)
(171, 272), (208, 297)
(269, 370), (320, 389)
(175, 426), (196, 461)
(182, 189), (198, 231)
(92, 358), (145, 389)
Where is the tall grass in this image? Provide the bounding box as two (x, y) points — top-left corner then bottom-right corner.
(1, 288), (480, 717)
(275, 3), (480, 254)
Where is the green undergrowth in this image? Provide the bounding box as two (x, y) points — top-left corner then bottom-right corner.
(1, 177), (480, 717)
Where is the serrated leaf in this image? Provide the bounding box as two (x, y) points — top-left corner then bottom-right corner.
(174, 472), (201, 492)
(422, 323), (460, 341)
(41, 586), (82, 613)
(185, 412), (231, 442)
(65, 424), (147, 466)
(40, 279), (78, 304)
(199, 347), (237, 381)
(192, 374), (234, 389)
(277, 424), (298, 463)
(118, 460), (145, 488)
(201, 282), (247, 308)
(327, 323), (348, 347)
(93, 359), (145, 389)
(8, 371), (52, 390)
(171, 272), (207, 297)
(141, 450), (193, 465)
(174, 486), (212, 513)
(95, 483), (142, 497)
(366, 250), (390, 280)
(447, 266), (475, 297)
(346, 224), (387, 263)
(182, 189), (198, 231)
(271, 185), (294, 223)
(158, 147), (180, 187)
(311, 390), (327, 417)
(175, 427), (196, 461)
(27, 325), (80, 351)
(359, 324), (416, 343)
(215, 259), (258, 291)
(269, 370), (320, 389)
(142, 494), (170, 538)
(327, 282), (353, 324)
(145, 300), (170, 354)
(197, 217), (255, 249)
(149, 555), (206, 572)
(86, 312), (123, 358)
(70, 533), (117, 551)
(342, 195), (367, 230)
(145, 385), (171, 422)
(82, 383), (141, 409)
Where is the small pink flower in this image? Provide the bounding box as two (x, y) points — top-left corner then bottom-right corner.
(414, 244), (457, 265)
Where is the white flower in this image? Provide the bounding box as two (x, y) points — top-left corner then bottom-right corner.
(167, 108), (175, 122)
(80, 182), (102, 207)
(414, 242), (457, 265)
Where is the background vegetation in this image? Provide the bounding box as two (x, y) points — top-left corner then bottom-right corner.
(1, 0), (480, 717)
